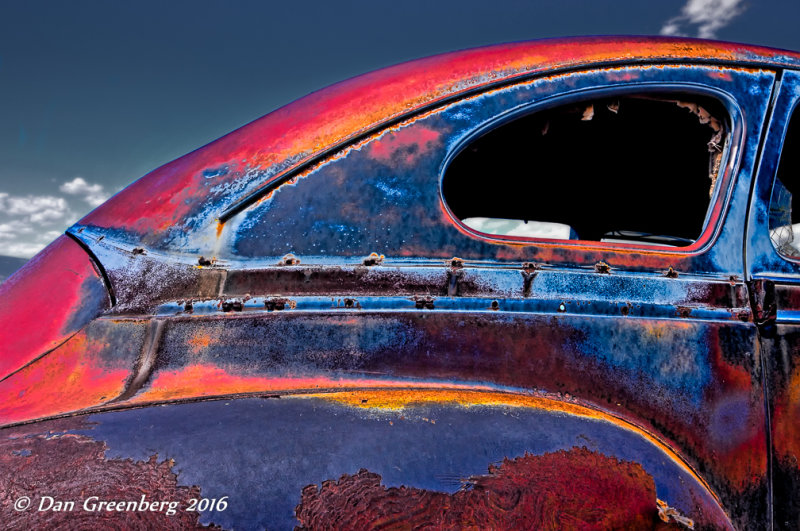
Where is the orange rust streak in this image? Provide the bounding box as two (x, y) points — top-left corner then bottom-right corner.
(0, 333), (131, 426)
(122, 364), (495, 404)
(187, 331), (215, 354)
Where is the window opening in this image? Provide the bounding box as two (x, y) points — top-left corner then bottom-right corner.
(769, 105), (800, 257)
(442, 93), (729, 247)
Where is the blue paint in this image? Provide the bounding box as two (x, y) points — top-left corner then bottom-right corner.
(572, 318), (712, 407)
(61, 273), (110, 336)
(202, 166), (229, 179)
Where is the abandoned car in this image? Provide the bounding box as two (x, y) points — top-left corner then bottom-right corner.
(4, 36), (800, 529)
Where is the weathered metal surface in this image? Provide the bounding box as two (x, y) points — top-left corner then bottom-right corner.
(66, 64), (773, 326)
(0, 235), (111, 379)
(5, 38), (798, 528)
(0, 394), (731, 529)
(747, 69), (800, 278)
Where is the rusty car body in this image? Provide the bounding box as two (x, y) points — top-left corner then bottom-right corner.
(3, 36), (800, 529)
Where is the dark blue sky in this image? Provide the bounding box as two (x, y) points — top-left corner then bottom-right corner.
(2, 0), (800, 257)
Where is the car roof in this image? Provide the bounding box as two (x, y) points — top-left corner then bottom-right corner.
(76, 36), (800, 253)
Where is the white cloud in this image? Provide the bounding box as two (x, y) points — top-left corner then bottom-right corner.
(1, 194), (68, 216)
(60, 177), (108, 207)
(0, 192), (80, 258)
(3, 240), (57, 258)
(660, 0), (746, 38)
(0, 194), (73, 224)
(0, 177), (111, 258)
(0, 220), (35, 236)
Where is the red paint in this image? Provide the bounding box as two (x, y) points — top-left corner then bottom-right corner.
(368, 126), (441, 166)
(0, 236), (110, 378)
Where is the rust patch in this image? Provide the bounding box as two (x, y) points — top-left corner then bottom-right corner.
(414, 296), (435, 310)
(265, 297), (295, 311)
(362, 253), (384, 266)
(0, 419), (219, 529)
(296, 447), (683, 530)
(658, 499), (695, 529)
(522, 262), (538, 297)
(367, 125), (441, 167)
(188, 330), (216, 353)
(595, 261), (612, 274)
(220, 300), (243, 312)
(278, 253), (300, 266)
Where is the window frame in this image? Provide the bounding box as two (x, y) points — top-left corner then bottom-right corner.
(439, 76), (744, 256)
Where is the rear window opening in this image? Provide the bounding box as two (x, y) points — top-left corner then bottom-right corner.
(442, 93), (729, 247)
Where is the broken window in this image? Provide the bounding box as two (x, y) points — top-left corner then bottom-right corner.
(769, 105), (800, 257)
(442, 93), (728, 246)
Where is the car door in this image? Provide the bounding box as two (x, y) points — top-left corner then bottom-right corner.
(748, 69), (800, 530)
